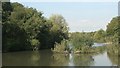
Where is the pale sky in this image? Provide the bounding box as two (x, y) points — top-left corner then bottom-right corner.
(11, 0), (119, 2)
(11, 0), (118, 32)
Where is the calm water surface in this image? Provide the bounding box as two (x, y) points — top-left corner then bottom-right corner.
(2, 51), (118, 66)
(2, 44), (118, 66)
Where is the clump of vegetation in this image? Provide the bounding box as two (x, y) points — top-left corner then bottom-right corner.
(30, 39), (40, 50)
(70, 32), (94, 52)
(92, 46), (106, 53)
(52, 40), (68, 53)
(93, 29), (106, 43)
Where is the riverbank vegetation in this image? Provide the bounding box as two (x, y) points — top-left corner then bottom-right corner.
(2, 2), (120, 54)
(105, 16), (120, 55)
(69, 32), (94, 53)
(52, 40), (68, 53)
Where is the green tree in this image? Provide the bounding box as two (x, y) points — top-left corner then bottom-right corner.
(93, 29), (106, 42)
(10, 2), (47, 50)
(2, 22), (30, 52)
(37, 20), (53, 49)
(2, 2), (12, 22)
(106, 16), (120, 44)
(49, 14), (69, 49)
(70, 32), (94, 51)
(2, 2), (31, 52)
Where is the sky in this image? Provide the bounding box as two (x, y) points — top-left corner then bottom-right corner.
(10, 0), (119, 2)
(11, 0), (118, 32)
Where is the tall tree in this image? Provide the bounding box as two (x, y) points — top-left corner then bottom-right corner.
(106, 16), (120, 44)
(49, 14), (69, 49)
(2, 2), (30, 52)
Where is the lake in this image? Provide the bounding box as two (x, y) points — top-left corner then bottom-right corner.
(2, 43), (118, 66)
(2, 51), (118, 66)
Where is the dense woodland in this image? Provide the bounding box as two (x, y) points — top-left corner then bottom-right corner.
(2, 2), (69, 52)
(2, 2), (120, 53)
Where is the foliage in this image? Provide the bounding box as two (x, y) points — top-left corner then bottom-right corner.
(31, 39), (40, 47)
(53, 40), (68, 53)
(2, 22), (30, 52)
(2, 2), (30, 52)
(2, 2), (69, 52)
(2, 2), (12, 22)
(70, 32), (94, 51)
(93, 29), (106, 43)
(106, 16), (120, 44)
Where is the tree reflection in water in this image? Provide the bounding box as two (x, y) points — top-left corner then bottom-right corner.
(30, 50), (96, 66)
(106, 44), (119, 66)
(107, 52), (118, 66)
(73, 54), (94, 66)
(51, 54), (69, 66)
(3, 49), (116, 66)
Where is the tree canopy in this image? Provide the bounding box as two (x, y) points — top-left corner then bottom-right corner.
(106, 16), (120, 44)
(2, 2), (69, 52)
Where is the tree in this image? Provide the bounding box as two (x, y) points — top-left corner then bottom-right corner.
(37, 20), (53, 49)
(49, 14), (69, 49)
(2, 22), (30, 52)
(70, 32), (94, 51)
(106, 16), (120, 44)
(93, 29), (106, 42)
(10, 2), (47, 50)
(2, 2), (12, 22)
(2, 3), (31, 52)
(106, 17), (119, 36)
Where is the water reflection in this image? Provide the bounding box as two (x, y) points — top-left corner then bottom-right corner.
(73, 54), (94, 66)
(51, 53), (69, 66)
(3, 51), (40, 66)
(69, 54), (74, 66)
(2, 49), (118, 66)
(107, 52), (118, 66)
(3, 51), (94, 66)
